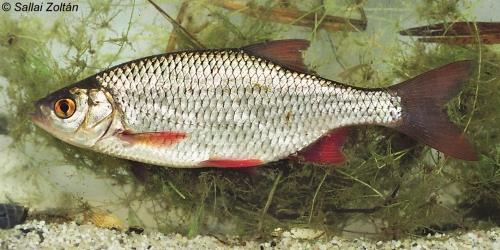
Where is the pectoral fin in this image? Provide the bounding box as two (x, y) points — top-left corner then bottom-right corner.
(116, 130), (186, 147)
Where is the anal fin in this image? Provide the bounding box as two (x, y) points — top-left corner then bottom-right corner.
(296, 128), (349, 165)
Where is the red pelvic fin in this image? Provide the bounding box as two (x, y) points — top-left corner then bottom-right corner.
(242, 39), (314, 74)
(117, 130), (186, 146)
(200, 158), (263, 168)
(388, 61), (477, 161)
(296, 127), (349, 165)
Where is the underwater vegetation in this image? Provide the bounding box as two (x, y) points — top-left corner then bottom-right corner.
(0, 0), (498, 240)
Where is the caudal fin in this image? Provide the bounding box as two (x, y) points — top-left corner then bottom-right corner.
(388, 60), (477, 161)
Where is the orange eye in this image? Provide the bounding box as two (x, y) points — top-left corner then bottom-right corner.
(54, 98), (76, 119)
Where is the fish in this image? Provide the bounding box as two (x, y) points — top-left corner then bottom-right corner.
(31, 39), (477, 168)
(400, 22), (500, 45)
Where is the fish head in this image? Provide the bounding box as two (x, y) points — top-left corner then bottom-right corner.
(31, 85), (115, 148)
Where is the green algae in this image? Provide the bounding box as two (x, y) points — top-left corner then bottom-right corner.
(0, 0), (498, 240)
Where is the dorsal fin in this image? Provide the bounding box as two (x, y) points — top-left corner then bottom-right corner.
(242, 39), (313, 74)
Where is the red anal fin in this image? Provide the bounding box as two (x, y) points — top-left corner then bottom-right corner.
(200, 158), (263, 168)
(117, 130), (186, 146)
(296, 127), (349, 165)
(242, 39), (314, 74)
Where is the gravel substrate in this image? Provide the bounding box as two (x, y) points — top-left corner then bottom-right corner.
(0, 220), (498, 249)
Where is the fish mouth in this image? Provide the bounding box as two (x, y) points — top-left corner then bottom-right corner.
(30, 106), (54, 136)
(30, 100), (47, 126)
(29, 113), (44, 127)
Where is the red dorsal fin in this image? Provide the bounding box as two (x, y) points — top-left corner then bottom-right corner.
(295, 128), (349, 165)
(200, 158), (263, 168)
(242, 39), (313, 74)
(117, 130), (186, 146)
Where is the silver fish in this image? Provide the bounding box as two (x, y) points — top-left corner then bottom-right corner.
(31, 40), (477, 168)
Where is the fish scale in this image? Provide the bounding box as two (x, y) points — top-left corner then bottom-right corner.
(91, 48), (401, 167)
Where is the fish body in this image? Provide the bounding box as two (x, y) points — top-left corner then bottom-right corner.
(31, 40), (477, 168)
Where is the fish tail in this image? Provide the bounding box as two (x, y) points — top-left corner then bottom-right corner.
(388, 60), (477, 161)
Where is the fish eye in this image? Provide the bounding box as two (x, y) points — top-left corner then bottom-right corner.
(54, 98), (76, 119)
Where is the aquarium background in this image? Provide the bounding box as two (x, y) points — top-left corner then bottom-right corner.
(0, 0), (498, 240)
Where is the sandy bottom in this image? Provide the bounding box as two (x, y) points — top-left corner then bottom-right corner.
(0, 220), (498, 249)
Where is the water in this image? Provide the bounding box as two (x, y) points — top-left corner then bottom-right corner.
(0, 0), (499, 239)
